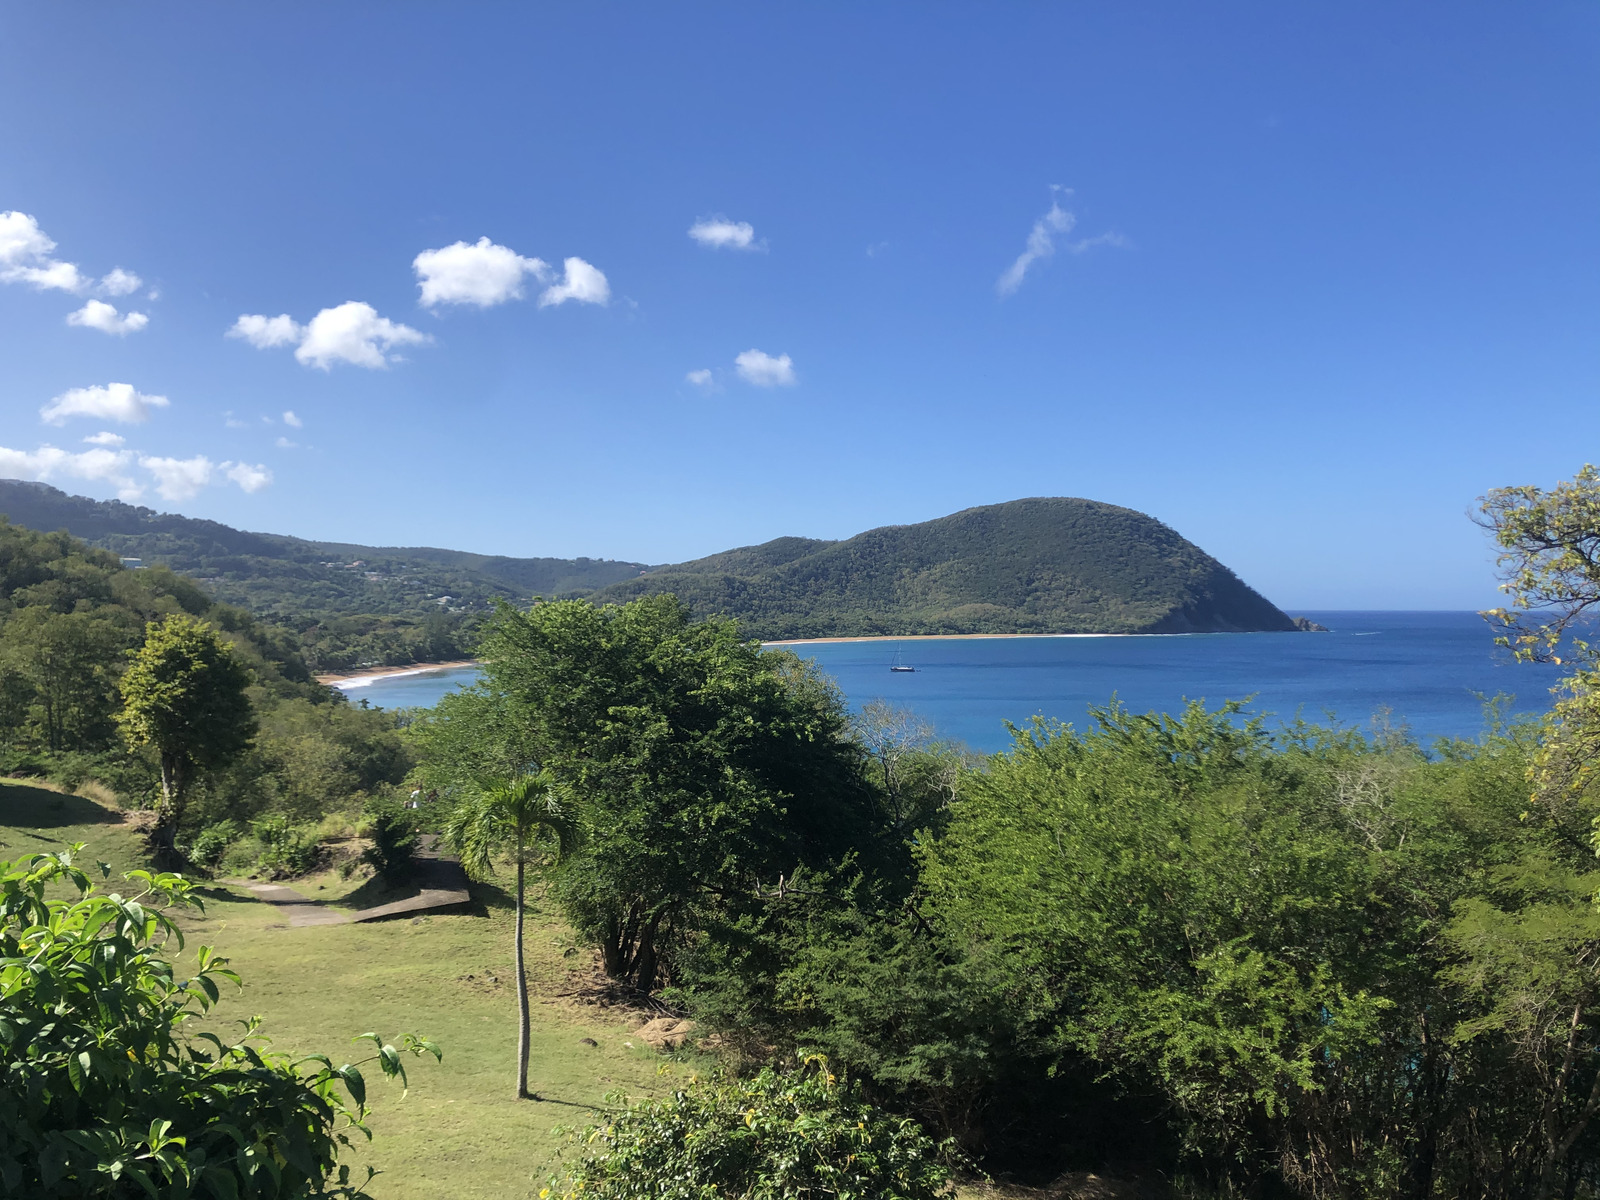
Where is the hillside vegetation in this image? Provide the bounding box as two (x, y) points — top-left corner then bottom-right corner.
(594, 497), (1297, 639)
(1, 483), (1297, 659)
(0, 479), (652, 669)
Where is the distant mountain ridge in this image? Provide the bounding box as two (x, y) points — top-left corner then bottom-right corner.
(595, 497), (1296, 638)
(0, 481), (1297, 641)
(0, 479), (652, 619)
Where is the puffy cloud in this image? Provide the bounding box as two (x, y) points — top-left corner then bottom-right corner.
(83, 431), (126, 447)
(228, 313), (304, 348)
(734, 349), (796, 387)
(0, 211), (55, 265)
(67, 299), (150, 336)
(0, 211), (86, 292)
(296, 301), (429, 369)
(539, 257), (610, 307)
(0, 443), (142, 500)
(41, 383), (170, 426)
(688, 218), (761, 251)
(685, 368), (714, 387)
(282, 410), (303, 428)
(139, 455), (215, 501)
(996, 191), (1127, 296)
(225, 461), (273, 493)
(414, 237), (549, 308)
(99, 268), (143, 296)
(229, 303), (427, 369)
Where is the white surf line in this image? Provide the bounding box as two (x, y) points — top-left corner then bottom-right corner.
(331, 664), (478, 690)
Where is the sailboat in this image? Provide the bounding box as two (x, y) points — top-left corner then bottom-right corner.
(889, 651), (916, 673)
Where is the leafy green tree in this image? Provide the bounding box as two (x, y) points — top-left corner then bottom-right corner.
(117, 614), (257, 857)
(0, 846), (438, 1197)
(0, 608), (125, 751)
(550, 1056), (959, 1200)
(443, 770), (570, 1101)
(473, 594), (873, 993)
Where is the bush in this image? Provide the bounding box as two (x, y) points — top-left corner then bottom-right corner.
(183, 819), (244, 872)
(0, 846), (438, 1197)
(359, 795), (419, 884)
(252, 815), (321, 879)
(549, 1055), (960, 1200)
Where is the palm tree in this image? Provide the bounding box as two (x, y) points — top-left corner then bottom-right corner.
(443, 769), (571, 1101)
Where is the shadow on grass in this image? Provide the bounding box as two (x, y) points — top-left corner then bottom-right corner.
(0, 782), (122, 830)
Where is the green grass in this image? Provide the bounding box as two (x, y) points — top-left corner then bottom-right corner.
(0, 782), (697, 1200)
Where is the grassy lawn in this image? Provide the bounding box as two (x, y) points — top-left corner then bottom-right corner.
(0, 781), (696, 1200)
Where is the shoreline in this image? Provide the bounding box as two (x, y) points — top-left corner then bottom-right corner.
(761, 632), (1144, 646)
(317, 659), (479, 687)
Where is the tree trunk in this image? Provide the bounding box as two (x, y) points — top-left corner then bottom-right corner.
(514, 848), (535, 1100)
(154, 754), (183, 864)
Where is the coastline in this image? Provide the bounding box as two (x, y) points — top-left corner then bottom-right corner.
(762, 632), (1138, 646)
(317, 659), (479, 687)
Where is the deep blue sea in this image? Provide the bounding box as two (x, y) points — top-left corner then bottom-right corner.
(333, 612), (1563, 754)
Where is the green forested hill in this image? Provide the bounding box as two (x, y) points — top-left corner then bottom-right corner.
(588, 497), (1298, 639)
(0, 480), (652, 669)
(1, 482), (1297, 652)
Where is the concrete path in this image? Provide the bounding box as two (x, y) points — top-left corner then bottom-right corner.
(238, 882), (351, 927)
(232, 837), (472, 927)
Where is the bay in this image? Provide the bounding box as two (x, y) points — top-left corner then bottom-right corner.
(332, 611), (1563, 753)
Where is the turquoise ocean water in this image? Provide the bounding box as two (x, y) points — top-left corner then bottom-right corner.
(332, 612), (1563, 754)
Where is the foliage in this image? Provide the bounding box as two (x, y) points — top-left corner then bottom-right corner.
(461, 594), (876, 994)
(587, 496), (1296, 638)
(1480, 463), (1600, 666)
(359, 796), (419, 884)
(118, 614), (257, 852)
(0, 480), (648, 672)
(0, 846), (438, 1198)
(251, 816), (323, 880)
(183, 820), (245, 872)
(549, 1056), (960, 1200)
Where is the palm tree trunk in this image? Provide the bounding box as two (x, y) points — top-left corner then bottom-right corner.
(514, 846), (534, 1100)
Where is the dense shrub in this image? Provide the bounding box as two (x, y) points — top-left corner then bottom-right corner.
(549, 1056), (960, 1200)
(359, 795), (419, 883)
(183, 819), (244, 872)
(0, 847), (437, 1197)
(252, 815), (321, 879)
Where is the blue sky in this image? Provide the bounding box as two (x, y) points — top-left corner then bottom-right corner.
(0, 4), (1595, 609)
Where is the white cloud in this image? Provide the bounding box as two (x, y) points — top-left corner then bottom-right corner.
(83, 431), (126, 447)
(538, 257), (610, 307)
(41, 382), (170, 426)
(229, 303), (428, 369)
(228, 313), (304, 348)
(224, 461), (273, 493)
(414, 237), (549, 308)
(275, 436), (298, 449)
(734, 349), (796, 387)
(99, 268), (142, 296)
(296, 301), (429, 369)
(139, 455), (215, 501)
(0, 443), (142, 500)
(996, 191), (1126, 296)
(282, 410), (303, 428)
(67, 299), (150, 336)
(0, 211), (88, 293)
(997, 199), (1075, 296)
(0, 211), (55, 265)
(686, 368), (714, 387)
(688, 218), (761, 251)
